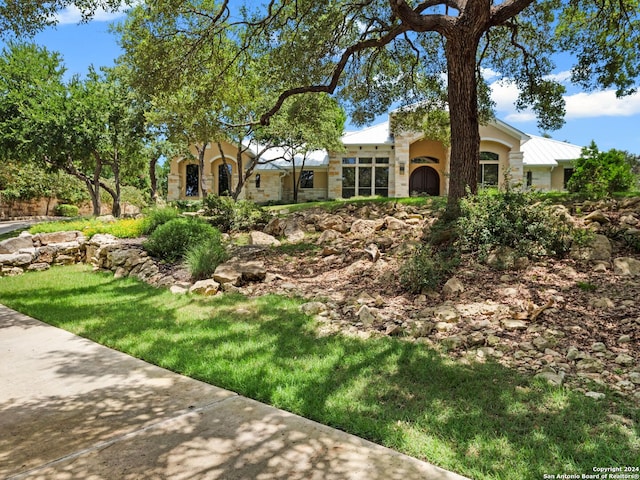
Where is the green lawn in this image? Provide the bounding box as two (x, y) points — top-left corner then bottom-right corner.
(0, 265), (638, 480)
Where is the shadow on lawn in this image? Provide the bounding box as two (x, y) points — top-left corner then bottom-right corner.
(1, 270), (638, 480)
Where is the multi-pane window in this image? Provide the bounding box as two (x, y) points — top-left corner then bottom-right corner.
(185, 164), (199, 197)
(478, 151), (499, 187)
(342, 156), (389, 198)
(300, 170), (314, 188)
(526, 171), (533, 188)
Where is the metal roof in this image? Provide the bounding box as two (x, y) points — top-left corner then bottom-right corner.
(521, 135), (583, 167)
(342, 122), (394, 145)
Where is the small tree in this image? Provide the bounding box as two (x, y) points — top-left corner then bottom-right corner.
(567, 141), (636, 199)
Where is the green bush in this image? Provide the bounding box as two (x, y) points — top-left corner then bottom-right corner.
(54, 204), (80, 217)
(141, 207), (180, 235)
(203, 195), (272, 232)
(144, 218), (217, 262)
(400, 245), (459, 293)
(567, 142), (636, 199)
(184, 232), (229, 280)
(30, 217), (144, 238)
(457, 187), (574, 260)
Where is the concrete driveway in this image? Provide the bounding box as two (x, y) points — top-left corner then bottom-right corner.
(0, 304), (469, 480)
(0, 220), (37, 236)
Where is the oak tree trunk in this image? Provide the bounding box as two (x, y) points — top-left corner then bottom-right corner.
(445, 34), (482, 216)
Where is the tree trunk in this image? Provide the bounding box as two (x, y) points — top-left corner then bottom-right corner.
(149, 156), (159, 204)
(197, 144), (208, 201)
(444, 34), (482, 217)
(111, 157), (121, 218)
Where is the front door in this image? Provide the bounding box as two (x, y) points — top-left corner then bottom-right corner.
(409, 166), (440, 196)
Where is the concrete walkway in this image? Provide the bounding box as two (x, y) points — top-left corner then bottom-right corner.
(0, 304), (469, 480)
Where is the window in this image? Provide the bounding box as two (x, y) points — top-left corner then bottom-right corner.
(526, 171), (533, 188)
(411, 156), (439, 164)
(185, 164), (199, 197)
(563, 168), (574, 189)
(478, 151), (499, 187)
(341, 156), (389, 198)
(255, 174), (261, 189)
(300, 170), (314, 189)
(218, 164), (232, 195)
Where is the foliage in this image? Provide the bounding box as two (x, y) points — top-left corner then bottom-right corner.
(400, 245), (459, 293)
(184, 231), (229, 280)
(29, 217), (145, 239)
(457, 187), (575, 260)
(567, 142), (636, 199)
(172, 199), (202, 212)
(143, 218), (216, 262)
(140, 206), (180, 235)
(0, 160), (88, 204)
(202, 195), (272, 232)
(54, 204), (80, 217)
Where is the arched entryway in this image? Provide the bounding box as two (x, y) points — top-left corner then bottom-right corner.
(409, 166), (440, 196)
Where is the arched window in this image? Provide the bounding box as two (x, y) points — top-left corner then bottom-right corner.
(255, 174), (261, 189)
(411, 156), (439, 164)
(185, 164), (199, 197)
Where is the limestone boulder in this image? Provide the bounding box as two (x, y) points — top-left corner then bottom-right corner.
(263, 217), (287, 237)
(384, 216), (408, 231)
(213, 264), (243, 285)
(613, 257), (640, 276)
(316, 229), (342, 244)
(300, 302), (328, 316)
(35, 231), (82, 245)
(0, 253), (33, 266)
(0, 235), (34, 254)
(189, 279), (220, 296)
(283, 221), (306, 243)
(570, 233), (612, 262)
(584, 209), (610, 224)
(442, 276), (464, 297)
(350, 219), (384, 238)
(317, 214), (349, 233)
(249, 231), (281, 247)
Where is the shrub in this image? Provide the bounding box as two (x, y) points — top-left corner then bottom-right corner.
(203, 195), (272, 232)
(184, 231), (229, 280)
(400, 245), (459, 293)
(457, 187), (574, 260)
(54, 204), (79, 217)
(30, 217), (144, 238)
(144, 218), (216, 262)
(567, 142), (636, 199)
(141, 207), (180, 235)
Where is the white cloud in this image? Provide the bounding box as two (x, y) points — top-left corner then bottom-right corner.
(490, 77), (640, 122)
(54, 5), (131, 25)
(481, 67), (501, 81)
(565, 90), (640, 118)
(544, 70), (572, 84)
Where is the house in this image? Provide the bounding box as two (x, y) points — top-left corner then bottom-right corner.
(167, 115), (582, 203)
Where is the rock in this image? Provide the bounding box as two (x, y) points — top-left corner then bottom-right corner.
(320, 246), (342, 257)
(364, 243), (380, 262)
(113, 267), (128, 279)
(356, 304), (376, 326)
(169, 285), (189, 295)
(0, 236), (33, 254)
(533, 336), (551, 352)
(628, 372), (640, 384)
(249, 231), (281, 247)
(36, 231), (81, 245)
(263, 217), (287, 236)
(213, 264), (242, 285)
(236, 260), (267, 282)
(433, 305), (460, 323)
(385, 324), (404, 336)
(96, 214), (116, 223)
(535, 369), (565, 386)
(570, 233), (612, 262)
(442, 277), (464, 297)
(316, 229), (341, 244)
(584, 209), (610, 224)
(409, 320), (433, 338)
(467, 331), (485, 346)
(566, 346), (583, 361)
(55, 254), (75, 265)
(189, 279), (220, 296)
(27, 262), (50, 272)
(619, 334), (632, 344)
(1, 266), (24, 276)
(501, 319), (528, 330)
(619, 214), (639, 227)
(384, 216), (408, 231)
(317, 214), (348, 233)
(614, 354), (634, 366)
(486, 335), (501, 346)
(613, 257), (640, 276)
(350, 219), (384, 238)
(300, 302), (328, 316)
(584, 391), (606, 400)
(591, 342), (607, 353)
(476, 347), (496, 359)
(592, 262), (608, 273)
(577, 358), (605, 373)
(434, 322), (455, 332)
(589, 297), (614, 309)
(440, 335), (465, 350)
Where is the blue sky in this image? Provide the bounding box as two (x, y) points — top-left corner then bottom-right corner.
(19, 6), (640, 154)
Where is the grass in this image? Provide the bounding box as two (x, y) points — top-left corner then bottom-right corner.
(29, 217), (145, 238)
(265, 196), (446, 214)
(0, 265), (638, 480)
